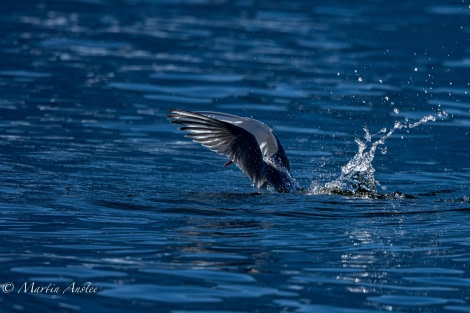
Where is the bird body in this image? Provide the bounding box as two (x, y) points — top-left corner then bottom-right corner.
(168, 109), (303, 193)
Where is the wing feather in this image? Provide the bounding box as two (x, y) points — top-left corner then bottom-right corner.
(168, 109), (267, 188)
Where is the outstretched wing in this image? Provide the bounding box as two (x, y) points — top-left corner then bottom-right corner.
(197, 111), (290, 171)
(168, 109), (267, 188)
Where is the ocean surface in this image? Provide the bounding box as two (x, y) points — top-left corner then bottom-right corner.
(1, 0), (469, 312)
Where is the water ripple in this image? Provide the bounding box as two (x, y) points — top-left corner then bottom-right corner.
(1, 0), (469, 312)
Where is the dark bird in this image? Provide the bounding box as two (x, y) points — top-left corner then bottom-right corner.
(168, 109), (304, 193)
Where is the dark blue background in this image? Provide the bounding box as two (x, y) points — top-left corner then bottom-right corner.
(0, 1), (469, 312)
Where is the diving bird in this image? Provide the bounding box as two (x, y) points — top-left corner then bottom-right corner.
(168, 109), (303, 193)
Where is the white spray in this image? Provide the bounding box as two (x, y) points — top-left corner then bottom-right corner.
(309, 110), (447, 197)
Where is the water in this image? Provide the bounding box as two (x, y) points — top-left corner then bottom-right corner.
(316, 112), (445, 197)
(0, 0), (469, 312)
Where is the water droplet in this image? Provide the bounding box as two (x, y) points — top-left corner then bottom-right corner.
(358, 77), (363, 82)
(393, 108), (399, 114)
(311, 113), (440, 197)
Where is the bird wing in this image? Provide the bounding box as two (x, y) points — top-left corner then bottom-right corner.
(196, 111), (290, 170)
(168, 109), (267, 188)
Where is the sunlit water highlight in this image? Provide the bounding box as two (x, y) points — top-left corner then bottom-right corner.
(0, 0), (469, 313)
(311, 111), (448, 198)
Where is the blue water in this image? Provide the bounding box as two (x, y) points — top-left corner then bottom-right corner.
(1, 0), (469, 312)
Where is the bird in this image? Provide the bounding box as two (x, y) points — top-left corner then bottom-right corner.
(168, 109), (304, 193)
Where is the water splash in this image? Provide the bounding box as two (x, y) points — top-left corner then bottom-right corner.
(309, 111), (447, 198)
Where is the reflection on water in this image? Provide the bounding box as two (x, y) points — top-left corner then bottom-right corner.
(0, 0), (469, 312)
